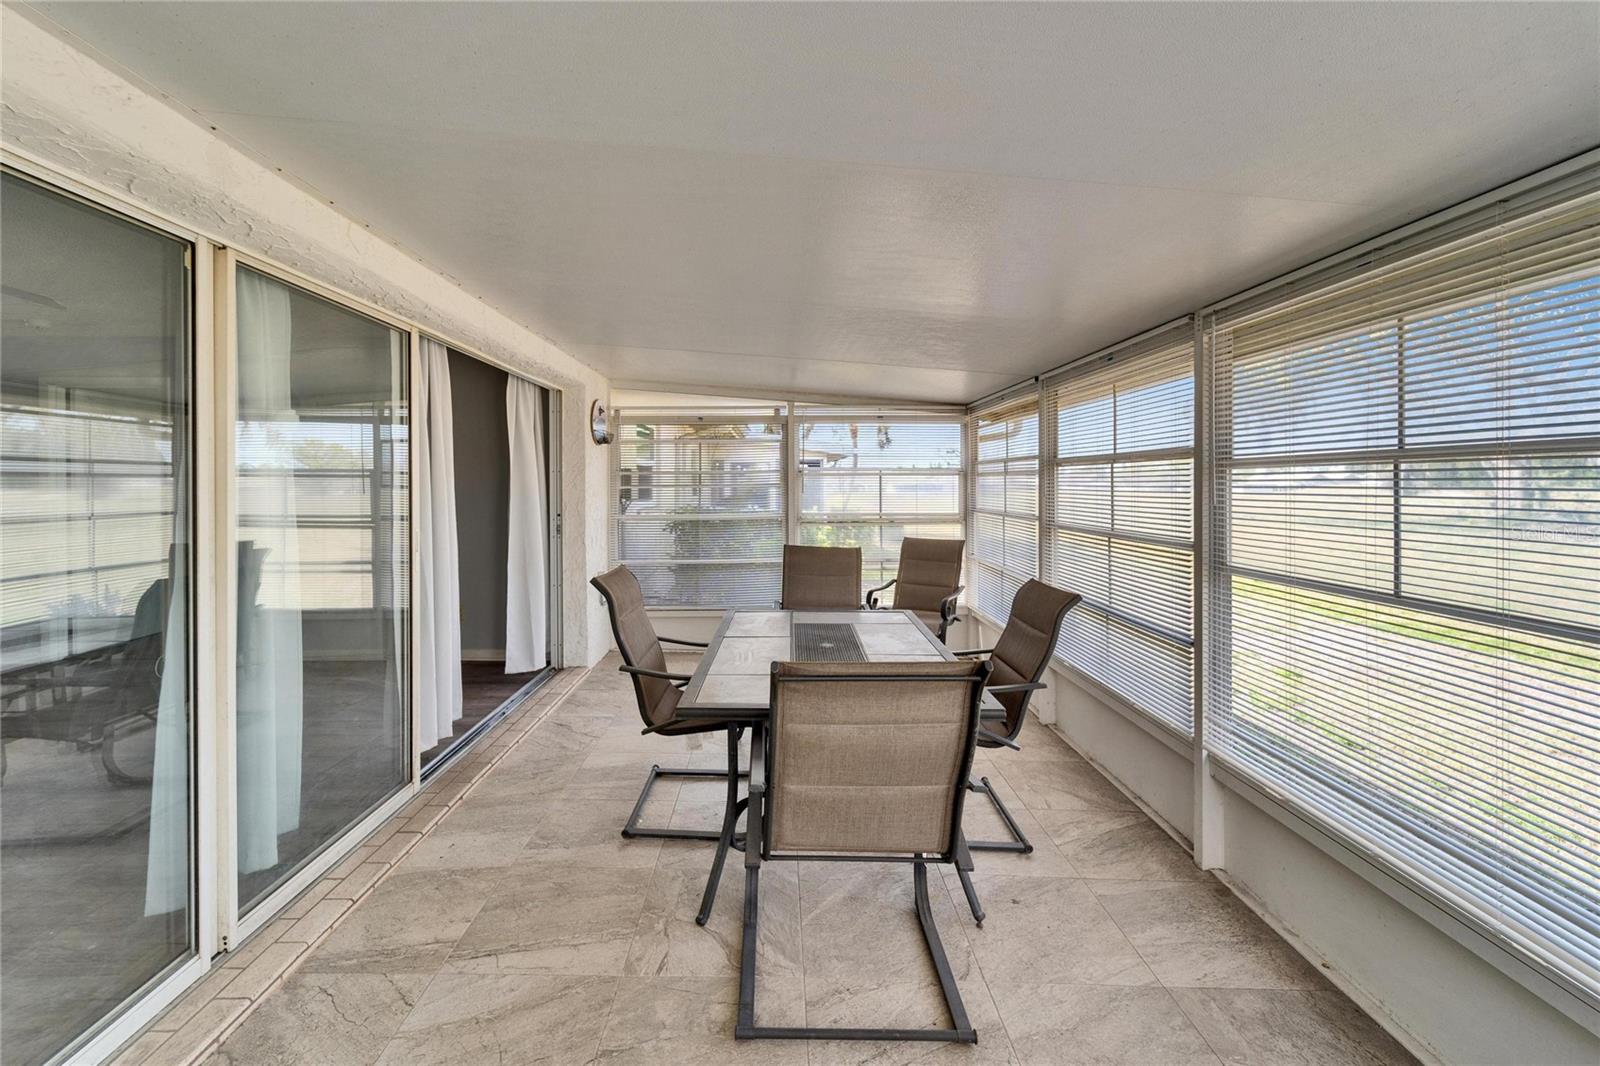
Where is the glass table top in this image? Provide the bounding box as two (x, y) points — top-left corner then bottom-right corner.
(681, 609), (996, 715)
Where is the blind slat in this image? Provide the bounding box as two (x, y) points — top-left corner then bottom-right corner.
(1205, 167), (1600, 999)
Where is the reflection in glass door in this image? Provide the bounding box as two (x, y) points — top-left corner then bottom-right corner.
(234, 266), (409, 913)
(0, 172), (194, 1065)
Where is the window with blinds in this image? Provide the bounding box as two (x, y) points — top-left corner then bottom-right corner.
(1043, 325), (1196, 734)
(1205, 169), (1600, 1002)
(796, 409), (964, 598)
(0, 396), (179, 655)
(612, 408), (787, 607)
(968, 395), (1039, 624)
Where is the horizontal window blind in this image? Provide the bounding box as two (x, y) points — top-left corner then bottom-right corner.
(1205, 168), (1600, 1002)
(1043, 324), (1196, 734)
(0, 399), (177, 641)
(968, 393), (1039, 624)
(796, 409), (964, 600)
(612, 408), (787, 607)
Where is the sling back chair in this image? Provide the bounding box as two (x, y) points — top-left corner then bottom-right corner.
(591, 565), (746, 843)
(865, 536), (965, 642)
(779, 544), (862, 610)
(736, 658), (992, 1044)
(954, 579), (1081, 855)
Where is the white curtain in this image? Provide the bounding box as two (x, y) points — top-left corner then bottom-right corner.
(143, 530), (189, 911)
(416, 337), (463, 748)
(505, 377), (548, 673)
(234, 270), (305, 876)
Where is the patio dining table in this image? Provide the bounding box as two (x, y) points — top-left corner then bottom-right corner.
(674, 608), (1000, 927)
(677, 608), (1004, 721)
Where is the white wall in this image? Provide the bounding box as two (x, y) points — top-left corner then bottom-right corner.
(0, 6), (614, 667)
(969, 616), (1600, 1065)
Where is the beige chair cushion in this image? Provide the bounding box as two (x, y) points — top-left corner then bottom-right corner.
(781, 545), (862, 610)
(767, 660), (983, 856)
(890, 537), (964, 616)
(590, 565), (681, 728)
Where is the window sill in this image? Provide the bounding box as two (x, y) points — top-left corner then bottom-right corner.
(1210, 756), (1600, 1038)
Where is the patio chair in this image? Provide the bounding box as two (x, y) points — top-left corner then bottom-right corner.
(736, 658), (991, 1043)
(954, 579), (1081, 854)
(865, 536), (965, 642)
(591, 565), (746, 843)
(779, 544), (861, 609)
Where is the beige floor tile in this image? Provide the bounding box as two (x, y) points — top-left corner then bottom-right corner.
(206, 972), (427, 1066)
(375, 973), (617, 1066)
(520, 793), (671, 869)
(171, 665), (1412, 1066)
(1169, 987), (1418, 1066)
(445, 863), (650, 974)
(303, 867), (503, 973)
(1035, 808), (1206, 882)
(625, 863), (801, 978)
(1089, 880), (1328, 990)
(959, 776), (1082, 879)
(397, 826), (536, 871)
(961, 874), (1156, 989)
(798, 863), (984, 987)
(596, 975), (807, 1065)
(995, 983), (1222, 1066)
(995, 758), (1138, 813)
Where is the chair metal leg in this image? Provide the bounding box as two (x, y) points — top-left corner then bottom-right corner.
(954, 833), (985, 927)
(736, 861), (976, 1043)
(621, 729), (749, 842)
(966, 775), (1033, 853)
(696, 728), (746, 925)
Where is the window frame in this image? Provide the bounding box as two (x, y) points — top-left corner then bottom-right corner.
(966, 389), (1042, 627)
(610, 406), (790, 608)
(1199, 173), (1600, 1019)
(1039, 322), (1199, 737)
(792, 407), (968, 602)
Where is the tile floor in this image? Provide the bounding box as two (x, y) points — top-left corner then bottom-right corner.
(202, 656), (1418, 1065)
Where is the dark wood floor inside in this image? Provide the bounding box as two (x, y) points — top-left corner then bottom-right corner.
(420, 661), (541, 768)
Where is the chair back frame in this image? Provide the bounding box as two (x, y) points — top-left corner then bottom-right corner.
(590, 565), (678, 729)
(779, 544), (863, 610)
(761, 662), (990, 865)
(988, 580), (1081, 741)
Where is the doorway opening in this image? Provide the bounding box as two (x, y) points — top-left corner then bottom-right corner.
(420, 347), (555, 773)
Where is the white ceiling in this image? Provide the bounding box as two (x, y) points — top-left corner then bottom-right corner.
(25, 2), (1600, 404)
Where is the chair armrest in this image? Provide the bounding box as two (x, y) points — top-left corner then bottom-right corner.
(951, 647), (993, 659)
(618, 664), (694, 689)
(938, 587), (963, 619)
(986, 681), (1047, 695)
(865, 577), (897, 609)
(978, 727), (1022, 751)
(659, 635), (709, 648)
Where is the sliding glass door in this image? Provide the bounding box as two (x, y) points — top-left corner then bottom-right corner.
(0, 172), (195, 1065)
(233, 266), (409, 914)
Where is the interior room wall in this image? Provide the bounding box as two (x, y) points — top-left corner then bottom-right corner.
(447, 350), (512, 660)
(966, 616), (1599, 1065)
(0, 6), (613, 667)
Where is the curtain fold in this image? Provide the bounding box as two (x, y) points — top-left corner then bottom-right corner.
(143, 523), (189, 913)
(504, 378), (548, 673)
(417, 337), (463, 749)
(234, 269), (305, 876)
